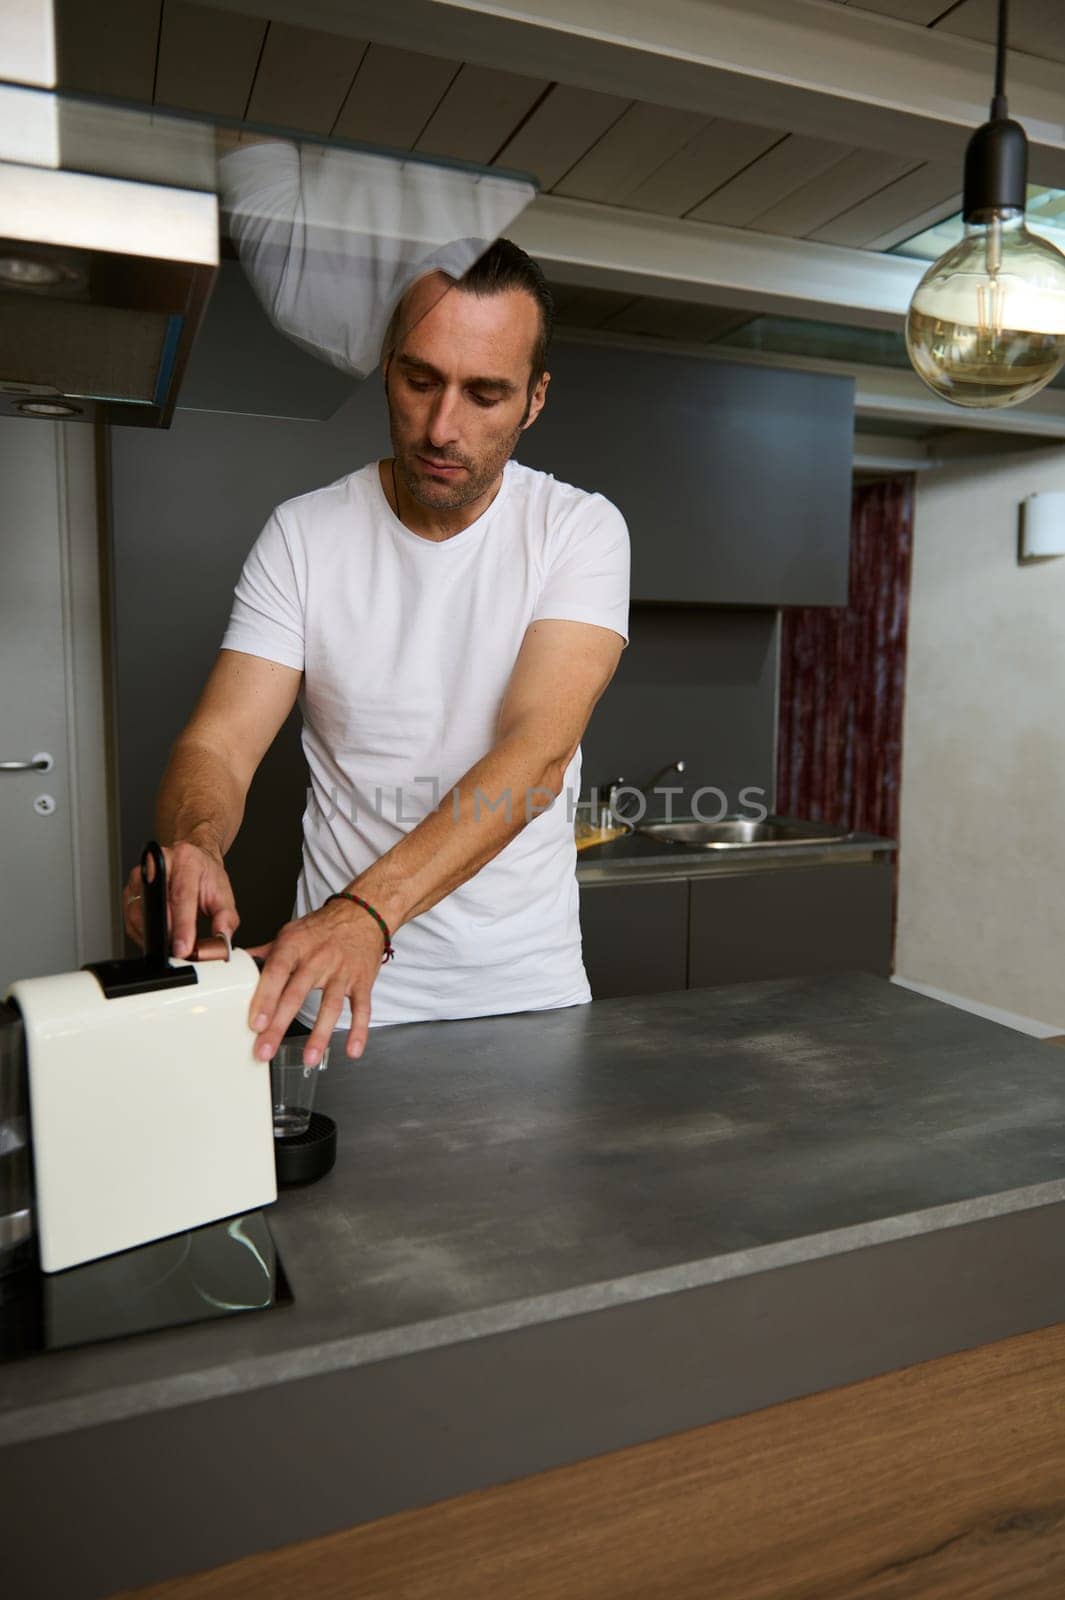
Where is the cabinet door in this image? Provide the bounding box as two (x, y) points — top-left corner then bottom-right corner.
(688, 862), (894, 989)
(516, 342), (853, 607)
(580, 880), (689, 999)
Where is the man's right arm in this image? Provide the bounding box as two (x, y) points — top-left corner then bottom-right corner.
(125, 649), (302, 956)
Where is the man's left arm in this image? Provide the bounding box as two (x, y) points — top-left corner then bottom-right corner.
(248, 619), (624, 1064)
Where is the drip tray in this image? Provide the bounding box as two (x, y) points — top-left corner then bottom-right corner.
(0, 1211), (291, 1365)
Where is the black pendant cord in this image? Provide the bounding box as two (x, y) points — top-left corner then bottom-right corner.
(991, 0), (1009, 119)
(962, 0), (1024, 220)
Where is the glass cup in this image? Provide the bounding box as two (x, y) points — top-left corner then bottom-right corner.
(270, 1040), (330, 1139)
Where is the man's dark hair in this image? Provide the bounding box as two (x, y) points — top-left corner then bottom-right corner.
(382, 238), (554, 406)
(458, 237), (554, 384)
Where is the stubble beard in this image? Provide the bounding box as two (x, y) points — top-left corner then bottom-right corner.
(390, 419), (526, 512)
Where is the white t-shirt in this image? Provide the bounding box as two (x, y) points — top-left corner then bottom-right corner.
(220, 459), (630, 1029)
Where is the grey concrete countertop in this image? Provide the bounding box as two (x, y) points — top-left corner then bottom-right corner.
(575, 828), (896, 883)
(7, 973), (1065, 1598)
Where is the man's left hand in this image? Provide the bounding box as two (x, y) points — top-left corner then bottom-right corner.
(245, 901), (388, 1064)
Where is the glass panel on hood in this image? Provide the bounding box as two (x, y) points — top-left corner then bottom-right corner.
(216, 131), (536, 381)
(0, 86), (537, 425)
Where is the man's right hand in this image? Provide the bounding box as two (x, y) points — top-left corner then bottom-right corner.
(123, 840), (239, 959)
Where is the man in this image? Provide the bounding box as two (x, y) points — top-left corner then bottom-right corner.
(124, 240), (630, 1068)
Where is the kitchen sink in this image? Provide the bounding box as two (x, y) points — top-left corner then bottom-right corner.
(635, 816), (851, 849)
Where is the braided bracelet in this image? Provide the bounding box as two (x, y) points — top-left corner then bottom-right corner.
(324, 891), (396, 962)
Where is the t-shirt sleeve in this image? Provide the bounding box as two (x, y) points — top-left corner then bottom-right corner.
(219, 508), (306, 671)
(529, 493), (630, 647)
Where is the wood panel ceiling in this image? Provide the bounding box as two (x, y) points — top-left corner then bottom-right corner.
(839, 0), (1065, 66)
(53, 0), (973, 259)
(49, 0), (1065, 353)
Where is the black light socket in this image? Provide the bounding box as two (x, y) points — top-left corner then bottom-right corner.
(963, 116), (1028, 221)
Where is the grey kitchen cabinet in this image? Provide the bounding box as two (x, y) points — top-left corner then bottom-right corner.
(687, 861), (894, 989)
(579, 860), (894, 1000)
(579, 879), (690, 1000)
(516, 341), (854, 607)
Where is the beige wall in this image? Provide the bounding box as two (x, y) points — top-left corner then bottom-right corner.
(896, 443), (1065, 1029)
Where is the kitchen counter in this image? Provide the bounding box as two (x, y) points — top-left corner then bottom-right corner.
(6, 972), (1065, 1597)
(575, 826), (896, 883)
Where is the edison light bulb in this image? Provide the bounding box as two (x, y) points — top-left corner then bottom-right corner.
(906, 210), (1065, 408)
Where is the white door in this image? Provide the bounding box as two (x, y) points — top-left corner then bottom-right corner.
(0, 418), (114, 990)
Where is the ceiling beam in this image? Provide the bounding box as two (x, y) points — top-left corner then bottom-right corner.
(853, 433), (933, 473)
(850, 367), (1065, 440)
(920, 429), (1065, 462)
(196, 0), (1065, 184)
(512, 195), (924, 329)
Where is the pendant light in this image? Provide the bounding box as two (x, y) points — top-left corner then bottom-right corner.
(905, 0), (1065, 409)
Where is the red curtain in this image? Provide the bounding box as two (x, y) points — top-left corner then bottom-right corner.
(776, 476), (914, 839)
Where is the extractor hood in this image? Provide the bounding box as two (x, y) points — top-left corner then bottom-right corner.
(0, 0), (221, 426)
(0, 59), (220, 429)
(0, 145), (219, 427)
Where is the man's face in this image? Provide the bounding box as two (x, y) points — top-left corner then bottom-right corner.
(384, 273), (549, 512)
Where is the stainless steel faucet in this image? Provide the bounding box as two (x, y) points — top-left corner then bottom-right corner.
(608, 759), (686, 827)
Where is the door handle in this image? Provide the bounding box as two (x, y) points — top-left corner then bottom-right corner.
(0, 752), (53, 772)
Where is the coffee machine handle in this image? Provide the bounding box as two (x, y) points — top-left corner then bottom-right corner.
(81, 840), (199, 1000)
(140, 840), (171, 977)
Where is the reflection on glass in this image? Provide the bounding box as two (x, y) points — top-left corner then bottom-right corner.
(0, 1211), (291, 1361)
(217, 133), (535, 379)
(0, 87), (537, 425)
(718, 314), (911, 370)
(894, 184), (1065, 264)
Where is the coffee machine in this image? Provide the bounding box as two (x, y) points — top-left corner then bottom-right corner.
(0, 842), (277, 1277)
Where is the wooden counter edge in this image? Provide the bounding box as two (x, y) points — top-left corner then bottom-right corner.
(116, 1317), (1065, 1600)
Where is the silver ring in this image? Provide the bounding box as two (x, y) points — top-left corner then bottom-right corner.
(128, 892), (142, 904)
